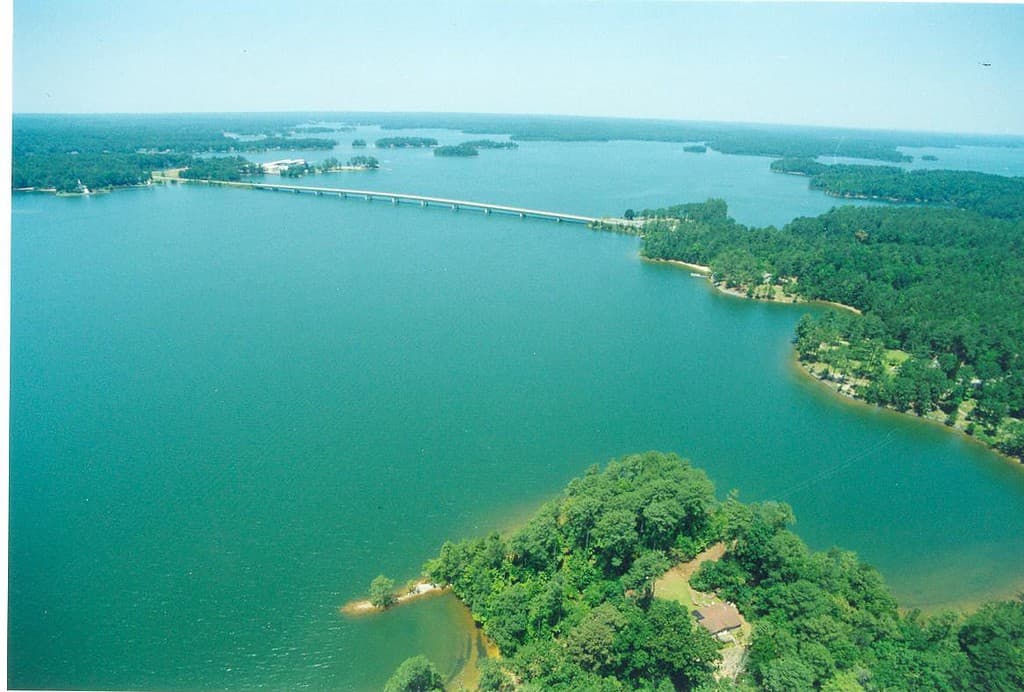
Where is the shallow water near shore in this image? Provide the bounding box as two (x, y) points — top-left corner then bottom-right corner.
(10, 133), (1024, 689)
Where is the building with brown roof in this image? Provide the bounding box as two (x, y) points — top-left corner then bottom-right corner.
(694, 602), (743, 637)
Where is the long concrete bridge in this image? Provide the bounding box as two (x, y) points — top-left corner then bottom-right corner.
(157, 175), (627, 226)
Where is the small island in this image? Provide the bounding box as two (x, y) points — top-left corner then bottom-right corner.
(434, 143), (479, 157)
(921, 154), (939, 161)
(435, 140), (518, 157)
(683, 144), (708, 153)
(375, 136), (438, 149)
(351, 138), (367, 148)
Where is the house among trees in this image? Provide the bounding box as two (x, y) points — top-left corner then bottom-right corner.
(693, 602), (743, 640)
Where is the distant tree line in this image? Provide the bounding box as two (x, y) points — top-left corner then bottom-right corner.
(638, 199), (1024, 459)
(13, 152), (191, 192)
(771, 158), (1024, 219)
(434, 143), (479, 157)
(179, 156), (264, 182)
(375, 137), (438, 149)
(461, 139), (518, 150)
(13, 114), (335, 193)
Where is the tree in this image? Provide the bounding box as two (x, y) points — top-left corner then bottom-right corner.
(997, 421), (1024, 459)
(477, 659), (514, 691)
(369, 574), (396, 608)
(621, 550), (670, 601)
(624, 209), (636, 220)
(383, 655), (444, 692)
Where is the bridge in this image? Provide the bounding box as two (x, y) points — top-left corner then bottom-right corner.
(155, 175), (627, 226)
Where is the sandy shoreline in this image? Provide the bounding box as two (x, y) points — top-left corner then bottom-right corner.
(791, 354), (1024, 470)
(650, 253), (1020, 470)
(339, 581), (445, 616)
(644, 255), (861, 314)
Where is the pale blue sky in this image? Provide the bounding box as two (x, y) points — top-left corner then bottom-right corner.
(12, 1), (1024, 134)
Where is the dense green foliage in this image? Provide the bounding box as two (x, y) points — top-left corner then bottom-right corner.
(180, 156), (264, 182)
(375, 137), (438, 149)
(384, 655), (445, 692)
(280, 163), (314, 178)
(434, 144), (480, 157)
(425, 452), (722, 690)
(419, 453), (1024, 690)
(370, 575), (397, 608)
(13, 151), (191, 192)
(639, 200), (1024, 457)
(14, 114), (337, 157)
(352, 138), (367, 147)
(13, 114), (333, 192)
(462, 139), (519, 150)
(435, 140), (517, 157)
(691, 494), (1024, 690)
(346, 155), (380, 169)
(771, 158), (1024, 219)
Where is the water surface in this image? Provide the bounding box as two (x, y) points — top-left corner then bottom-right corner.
(11, 137), (1024, 690)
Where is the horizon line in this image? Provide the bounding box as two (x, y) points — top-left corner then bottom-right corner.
(11, 109), (1024, 140)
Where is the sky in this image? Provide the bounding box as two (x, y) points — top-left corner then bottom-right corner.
(11, 1), (1024, 134)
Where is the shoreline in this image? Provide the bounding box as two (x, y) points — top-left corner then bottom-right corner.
(339, 581), (445, 616)
(643, 255), (862, 314)
(647, 254), (1020, 470)
(790, 354), (1024, 470)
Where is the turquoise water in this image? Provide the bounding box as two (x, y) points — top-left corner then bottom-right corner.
(10, 138), (1024, 690)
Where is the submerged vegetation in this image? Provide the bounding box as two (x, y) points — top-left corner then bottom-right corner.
(638, 196), (1024, 460)
(394, 452), (1024, 690)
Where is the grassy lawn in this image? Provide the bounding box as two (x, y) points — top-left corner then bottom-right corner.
(653, 567), (695, 611)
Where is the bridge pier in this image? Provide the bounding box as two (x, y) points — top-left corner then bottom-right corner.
(421, 200), (427, 207)
(484, 208), (491, 215)
(519, 212), (525, 219)
(392, 197), (398, 205)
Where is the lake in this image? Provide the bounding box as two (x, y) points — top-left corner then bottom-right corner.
(10, 132), (1024, 689)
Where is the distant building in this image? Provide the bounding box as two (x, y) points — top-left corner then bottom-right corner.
(694, 602), (743, 639)
(262, 159), (306, 175)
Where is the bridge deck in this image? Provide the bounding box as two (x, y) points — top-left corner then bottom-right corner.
(160, 176), (602, 224)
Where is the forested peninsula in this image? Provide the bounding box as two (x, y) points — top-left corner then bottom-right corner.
(636, 184), (1024, 462)
(381, 452), (1024, 691)
(12, 114), (337, 193)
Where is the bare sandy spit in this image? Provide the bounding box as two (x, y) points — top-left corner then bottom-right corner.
(339, 581), (445, 617)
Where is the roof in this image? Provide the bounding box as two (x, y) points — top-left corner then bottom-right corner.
(694, 602), (743, 634)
